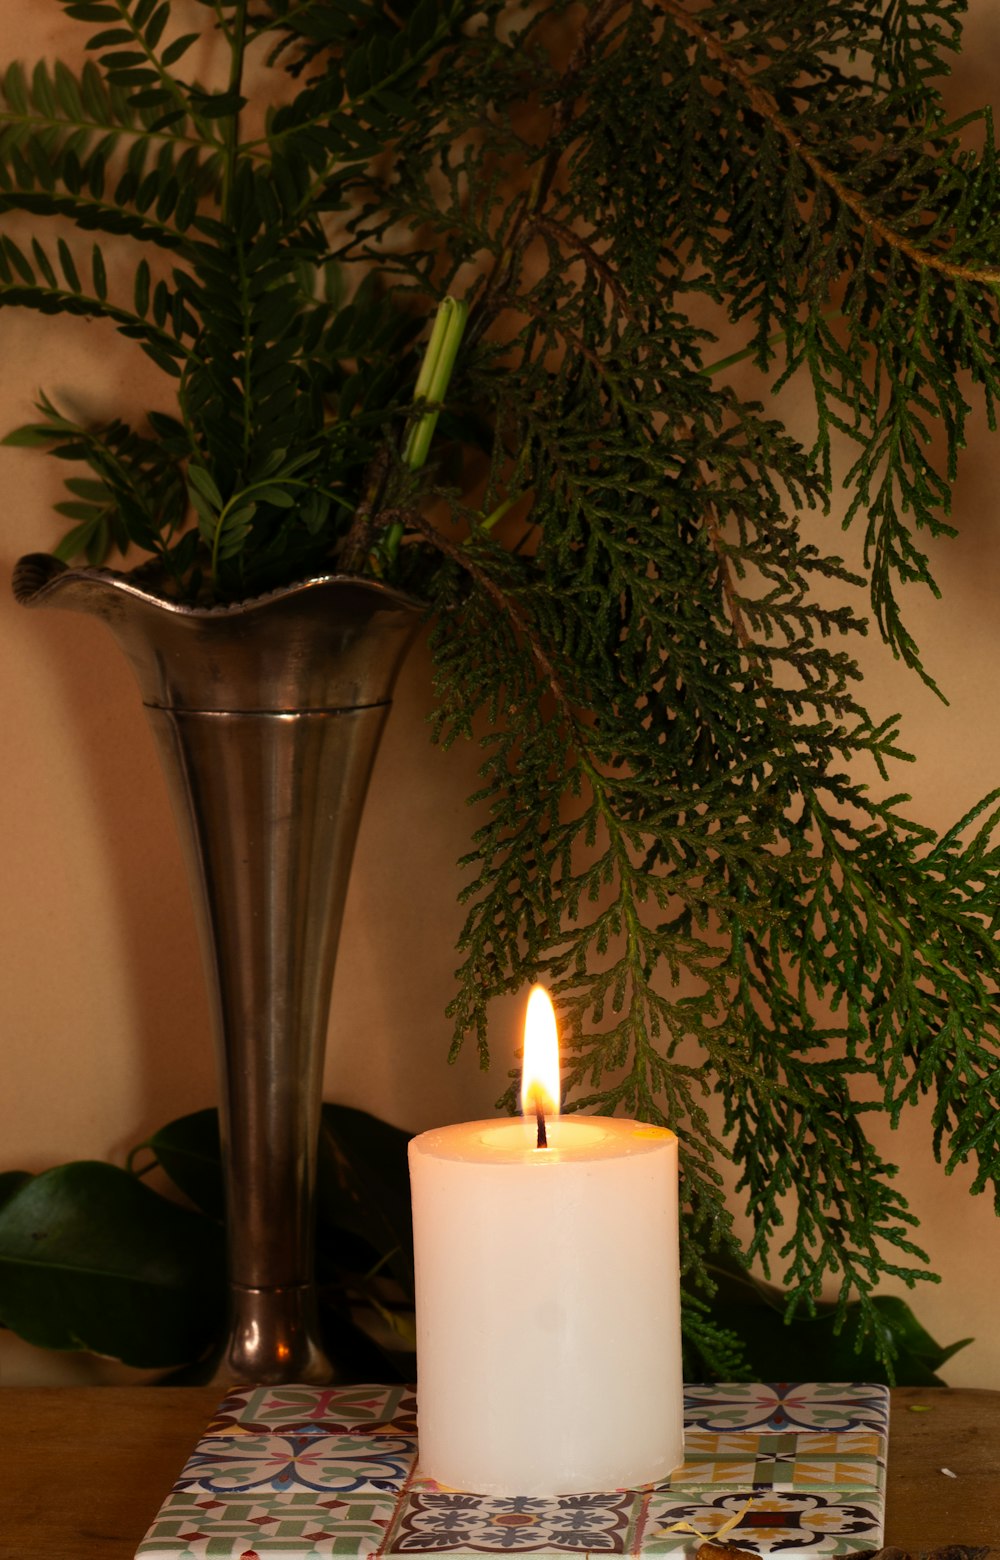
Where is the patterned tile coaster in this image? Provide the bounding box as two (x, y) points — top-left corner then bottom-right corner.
(135, 1383), (888, 1560)
(135, 1487), (399, 1557)
(383, 1488), (644, 1555)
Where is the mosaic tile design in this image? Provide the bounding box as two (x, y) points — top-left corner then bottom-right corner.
(135, 1382), (889, 1560)
(668, 1429), (885, 1494)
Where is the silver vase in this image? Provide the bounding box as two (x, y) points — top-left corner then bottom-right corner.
(13, 554), (421, 1383)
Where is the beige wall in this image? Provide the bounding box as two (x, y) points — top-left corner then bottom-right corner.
(1, 2), (999, 1387)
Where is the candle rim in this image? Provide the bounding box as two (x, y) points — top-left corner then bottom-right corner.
(408, 1114), (678, 1164)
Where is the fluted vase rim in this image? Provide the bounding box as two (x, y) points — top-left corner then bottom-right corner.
(12, 551), (422, 619)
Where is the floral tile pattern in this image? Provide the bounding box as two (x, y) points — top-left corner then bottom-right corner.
(205, 1386), (419, 1438)
(641, 1489), (884, 1556)
(175, 1433), (417, 1495)
(681, 1383), (889, 1435)
(385, 1491), (640, 1553)
(135, 1382), (888, 1560)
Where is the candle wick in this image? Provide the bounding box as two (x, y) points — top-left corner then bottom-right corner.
(535, 1101), (548, 1150)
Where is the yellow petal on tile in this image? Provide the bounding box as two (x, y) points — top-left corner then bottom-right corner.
(716, 1499), (754, 1539)
(662, 1499), (754, 1541)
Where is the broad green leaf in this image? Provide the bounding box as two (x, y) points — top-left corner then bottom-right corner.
(4, 62), (28, 115)
(54, 514), (105, 563)
(4, 238), (35, 284)
(0, 1172), (31, 1213)
(134, 257), (150, 316)
(317, 1103), (414, 1291)
(145, 2), (170, 51)
(87, 28), (135, 48)
(1, 424), (60, 448)
(144, 1108), (224, 1220)
(91, 241), (107, 299)
(190, 487), (218, 540)
(187, 463), (223, 509)
(251, 446), (289, 479)
(31, 240), (56, 289)
(152, 278), (169, 326)
(687, 1250), (971, 1387)
(57, 239), (81, 292)
(31, 62), (56, 118)
(139, 339), (183, 377)
(251, 484), (296, 507)
(160, 32), (199, 68)
(55, 500), (103, 520)
(144, 1103), (415, 1295)
(99, 51), (149, 69)
(0, 1162), (224, 1366)
(868, 1296), (973, 1375)
(214, 500), (257, 560)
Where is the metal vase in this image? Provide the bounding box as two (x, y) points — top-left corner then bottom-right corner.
(14, 554), (421, 1383)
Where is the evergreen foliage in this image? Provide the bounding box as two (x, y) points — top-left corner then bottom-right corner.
(2, 0), (999, 1373)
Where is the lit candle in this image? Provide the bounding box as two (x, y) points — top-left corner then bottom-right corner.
(408, 985), (683, 1497)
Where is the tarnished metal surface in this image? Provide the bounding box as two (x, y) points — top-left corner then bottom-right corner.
(16, 556), (421, 1383)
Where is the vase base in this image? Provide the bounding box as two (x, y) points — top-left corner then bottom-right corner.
(224, 1282), (338, 1385)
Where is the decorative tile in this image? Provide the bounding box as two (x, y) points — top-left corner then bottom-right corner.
(135, 1486), (398, 1557)
(175, 1432), (417, 1495)
(641, 1489), (884, 1556)
(206, 1385), (418, 1438)
(135, 1383), (889, 1559)
(682, 1383), (889, 1435)
(386, 1490), (641, 1553)
(668, 1428), (885, 1494)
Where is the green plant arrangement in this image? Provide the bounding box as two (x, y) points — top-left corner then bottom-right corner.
(1, 0), (999, 1376)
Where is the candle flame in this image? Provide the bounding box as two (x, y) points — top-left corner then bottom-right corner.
(520, 984), (561, 1124)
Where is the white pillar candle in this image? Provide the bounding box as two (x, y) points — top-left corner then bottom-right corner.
(409, 1064), (683, 1495)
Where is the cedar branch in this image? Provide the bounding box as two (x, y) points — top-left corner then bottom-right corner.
(658, 0), (1000, 288)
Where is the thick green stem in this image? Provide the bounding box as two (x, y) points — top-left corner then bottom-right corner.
(402, 296), (469, 470)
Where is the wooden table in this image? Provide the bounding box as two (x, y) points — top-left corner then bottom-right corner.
(1, 1385), (998, 1556)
